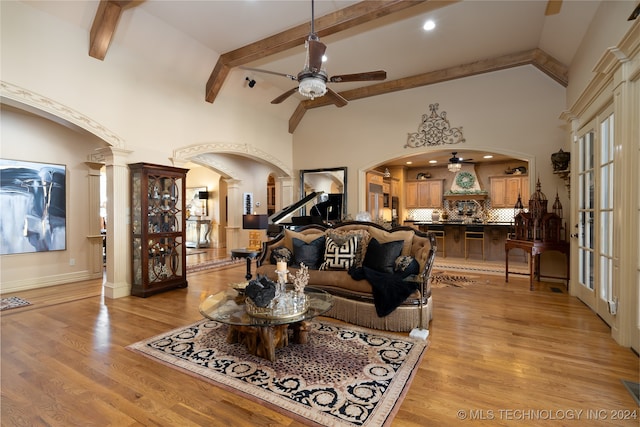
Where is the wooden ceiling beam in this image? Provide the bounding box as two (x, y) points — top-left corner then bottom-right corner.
(205, 0), (438, 103)
(288, 48), (568, 133)
(89, 0), (133, 60)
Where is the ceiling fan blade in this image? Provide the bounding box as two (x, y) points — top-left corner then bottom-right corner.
(308, 40), (326, 72)
(271, 87), (299, 105)
(545, 0), (562, 16)
(240, 66), (297, 81)
(329, 70), (387, 83)
(629, 4), (640, 20)
(325, 87), (348, 107)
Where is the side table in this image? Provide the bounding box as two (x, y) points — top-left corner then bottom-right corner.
(231, 248), (261, 280)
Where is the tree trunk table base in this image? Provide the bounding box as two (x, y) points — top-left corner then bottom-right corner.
(227, 321), (310, 361)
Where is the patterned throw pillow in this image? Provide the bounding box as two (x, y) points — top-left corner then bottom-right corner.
(394, 255), (420, 278)
(270, 247), (292, 265)
(325, 229), (370, 267)
(320, 235), (358, 270)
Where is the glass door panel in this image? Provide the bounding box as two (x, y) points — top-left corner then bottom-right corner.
(574, 111), (615, 325)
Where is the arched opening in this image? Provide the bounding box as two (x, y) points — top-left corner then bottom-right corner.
(365, 148), (532, 267)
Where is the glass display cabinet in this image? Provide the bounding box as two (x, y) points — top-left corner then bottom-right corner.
(129, 162), (188, 297)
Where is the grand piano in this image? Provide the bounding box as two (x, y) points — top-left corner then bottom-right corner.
(267, 191), (344, 237)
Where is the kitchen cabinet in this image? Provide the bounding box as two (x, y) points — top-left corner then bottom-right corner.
(405, 180), (443, 208)
(490, 176), (529, 208)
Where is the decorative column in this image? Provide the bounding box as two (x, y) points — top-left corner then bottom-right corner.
(95, 147), (132, 298)
(610, 47), (639, 348)
(85, 162), (105, 277)
(224, 178), (242, 252)
(277, 176), (294, 211)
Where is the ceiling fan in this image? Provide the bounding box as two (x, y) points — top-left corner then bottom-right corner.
(241, 0), (387, 107)
(448, 152), (474, 172)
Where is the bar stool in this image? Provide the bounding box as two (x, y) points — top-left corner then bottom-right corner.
(464, 226), (485, 260)
(428, 225), (446, 258)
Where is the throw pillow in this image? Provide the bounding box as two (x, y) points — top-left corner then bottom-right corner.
(284, 229), (325, 251)
(326, 229), (370, 268)
(394, 255), (420, 278)
(363, 238), (404, 274)
(367, 227), (414, 256)
(270, 247), (292, 265)
(320, 235), (358, 270)
(292, 236), (325, 270)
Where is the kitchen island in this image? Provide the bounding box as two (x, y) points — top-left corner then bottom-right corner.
(404, 221), (520, 262)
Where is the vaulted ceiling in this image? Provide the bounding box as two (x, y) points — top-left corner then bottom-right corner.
(86, 0), (604, 133)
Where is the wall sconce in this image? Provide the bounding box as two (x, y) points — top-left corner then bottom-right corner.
(243, 214), (268, 251)
(551, 149), (571, 198)
(245, 77), (256, 88)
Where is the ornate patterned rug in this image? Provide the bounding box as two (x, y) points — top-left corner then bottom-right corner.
(433, 257), (528, 276)
(127, 320), (428, 426)
(186, 257), (243, 273)
(0, 296), (32, 311)
(430, 271), (479, 288)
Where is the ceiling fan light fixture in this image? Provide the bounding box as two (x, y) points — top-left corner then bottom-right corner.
(298, 76), (327, 100)
(448, 162), (462, 173)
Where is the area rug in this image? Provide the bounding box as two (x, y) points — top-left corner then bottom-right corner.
(127, 319), (428, 426)
(621, 380), (640, 406)
(0, 296), (32, 311)
(186, 257), (243, 273)
(186, 249), (206, 256)
(430, 271), (479, 288)
(433, 257), (529, 276)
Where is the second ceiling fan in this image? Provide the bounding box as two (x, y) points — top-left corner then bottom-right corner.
(242, 0), (387, 107)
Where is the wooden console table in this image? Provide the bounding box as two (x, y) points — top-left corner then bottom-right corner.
(505, 239), (569, 291)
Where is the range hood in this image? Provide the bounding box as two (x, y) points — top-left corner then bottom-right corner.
(444, 165), (488, 201)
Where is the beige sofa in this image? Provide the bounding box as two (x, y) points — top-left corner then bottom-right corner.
(256, 221), (436, 332)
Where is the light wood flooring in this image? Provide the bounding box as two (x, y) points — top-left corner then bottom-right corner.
(1, 249), (638, 426)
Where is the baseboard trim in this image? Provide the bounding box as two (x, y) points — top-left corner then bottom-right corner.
(0, 270), (102, 293)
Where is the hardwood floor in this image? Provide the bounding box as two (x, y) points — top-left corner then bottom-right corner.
(1, 252), (638, 426)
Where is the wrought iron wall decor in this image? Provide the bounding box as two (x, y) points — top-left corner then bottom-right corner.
(405, 103), (465, 148)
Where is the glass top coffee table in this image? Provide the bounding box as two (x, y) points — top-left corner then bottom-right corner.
(199, 287), (333, 361)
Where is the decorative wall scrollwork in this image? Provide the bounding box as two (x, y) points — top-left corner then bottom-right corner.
(405, 103), (465, 148)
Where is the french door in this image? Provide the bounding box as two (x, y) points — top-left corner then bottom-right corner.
(574, 109), (615, 326)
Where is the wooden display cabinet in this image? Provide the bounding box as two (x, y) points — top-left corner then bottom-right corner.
(129, 162), (189, 297)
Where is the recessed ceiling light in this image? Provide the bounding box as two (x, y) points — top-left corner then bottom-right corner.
(483, 155), (493, 159)
(429, 160), (437, 164)
(322, 55), (327, 62)
(423, 20), (436, 31)
(406, 161), (413, 165)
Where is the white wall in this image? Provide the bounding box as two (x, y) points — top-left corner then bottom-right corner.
(567, 1), (636, 108)
(0, 1), (294, 166)
(293, 65), (569, 217)
(0, 106), (107, 292)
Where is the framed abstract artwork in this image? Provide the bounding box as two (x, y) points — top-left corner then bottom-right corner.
(0, 159), (67, 254)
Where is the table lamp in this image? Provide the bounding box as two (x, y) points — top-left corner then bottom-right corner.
(243, 214), (268, 251)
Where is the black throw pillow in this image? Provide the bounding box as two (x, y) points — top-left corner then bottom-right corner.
(292, 236), (325, 270)
(363, 238), (404, 274)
